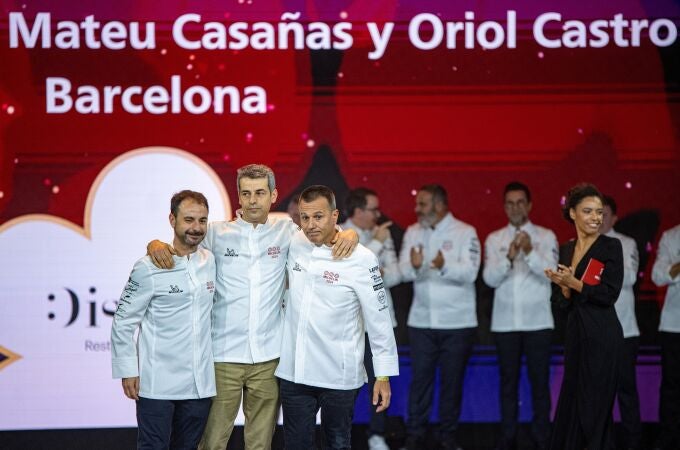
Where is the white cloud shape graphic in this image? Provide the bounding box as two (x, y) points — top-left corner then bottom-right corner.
(0, 147), (231, 430)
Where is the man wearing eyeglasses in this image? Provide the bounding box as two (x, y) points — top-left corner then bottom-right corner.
(341, 188), (401, 450)
(483, 181), (558, 450)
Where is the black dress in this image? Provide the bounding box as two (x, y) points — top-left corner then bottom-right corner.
(549, 234), (624, 450)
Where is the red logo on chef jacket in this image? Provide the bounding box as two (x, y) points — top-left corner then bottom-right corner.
(323, 271), (340, 284)
(206, 280), (215, 293)
(442, 241), (453, 251)
(267, 246), (281, 258)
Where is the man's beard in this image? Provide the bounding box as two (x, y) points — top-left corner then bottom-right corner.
(418, 214), (435, 228)
(181, 231), (204, 245)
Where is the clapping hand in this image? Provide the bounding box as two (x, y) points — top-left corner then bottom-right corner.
(410, 245), (424, 269)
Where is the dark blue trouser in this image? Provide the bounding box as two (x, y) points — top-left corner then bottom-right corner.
(136, 397), (212, 450)
(364, 333), (387, 437)
(656, 331), (680, 449)
(279, 378), (359, 450)
(406, 326), (476, 440)
(616, 336), (641, 449)
(494, 329), (552, 447)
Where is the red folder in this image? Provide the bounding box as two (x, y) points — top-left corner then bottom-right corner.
(581, 258), (605, 286)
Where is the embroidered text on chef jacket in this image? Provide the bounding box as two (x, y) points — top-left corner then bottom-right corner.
(483, 222), (558, 332)
(276, 231), (399, 390)
(111, 249), (216, 400)
(202, 215), (297, 363)
(341, 218), (401, 327)
(398, 212), (481, 329)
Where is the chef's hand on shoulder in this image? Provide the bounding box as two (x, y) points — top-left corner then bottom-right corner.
(331, 228), (359, 259)
(147, 240), (176, 269)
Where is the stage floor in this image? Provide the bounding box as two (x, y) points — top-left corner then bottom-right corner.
(1, 423), (664, 449)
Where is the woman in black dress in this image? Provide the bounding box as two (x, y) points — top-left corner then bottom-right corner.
(545, 183), (624, 450)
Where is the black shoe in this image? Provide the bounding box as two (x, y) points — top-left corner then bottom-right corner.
(400, 435), (422, 450)
(651, 439), (672, 450)
(532, 440), (547, 450)
(441, 437), (463, 450)
(493, 438), (516, 450)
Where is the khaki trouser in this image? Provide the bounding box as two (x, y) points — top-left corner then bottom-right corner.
(198, 359), (279, 450)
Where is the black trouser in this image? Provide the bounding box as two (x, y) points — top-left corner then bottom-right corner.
(136, 397), (212, 450)
(406, 327), (475, 441)
(494, 329), (552, 448)
(364, 333), (387, 437)
(616, 336), (641, 449)
(656, 331), (680, 449)
(279, 378), (359, 450)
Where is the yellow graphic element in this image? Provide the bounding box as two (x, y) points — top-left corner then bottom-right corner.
(0, 147), (232, 235)
(0, 345), (22, 371)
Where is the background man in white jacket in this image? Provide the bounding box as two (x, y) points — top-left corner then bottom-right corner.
(111, 190), (216, 450)
(652, 223), (680, 450)
(399, 184), (481, 450)
(601, 195), (642, 450)
(276, 185), (399, 450)
(342, 187), (401, 450)
(483, 182), (557, 450)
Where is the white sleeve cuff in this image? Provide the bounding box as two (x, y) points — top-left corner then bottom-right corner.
(112, 357), (139, 379)
(372, 355), (400, 377)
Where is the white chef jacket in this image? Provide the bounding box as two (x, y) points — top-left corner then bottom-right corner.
(276, 231), (399, 390)
(606, 229), (640, 338)
(341, 219), (401, 327)
(111, 249), (216, 400)
(201, 215), (297, 363)
(398, 212), (481, 329)
(652, 224), (680, 333)
(483, 222), (558, 332)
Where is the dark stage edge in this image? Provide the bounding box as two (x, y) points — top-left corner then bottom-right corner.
(0, 423), (662, 449)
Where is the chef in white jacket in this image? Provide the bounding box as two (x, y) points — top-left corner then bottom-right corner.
(651, 223), (680, 450)
(483, 182), (558, 450)
(111, 190), (216, 450)
(276, 185), (399, 450)
(341, 187), (401, 450)
(398, 184), (481, 450)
